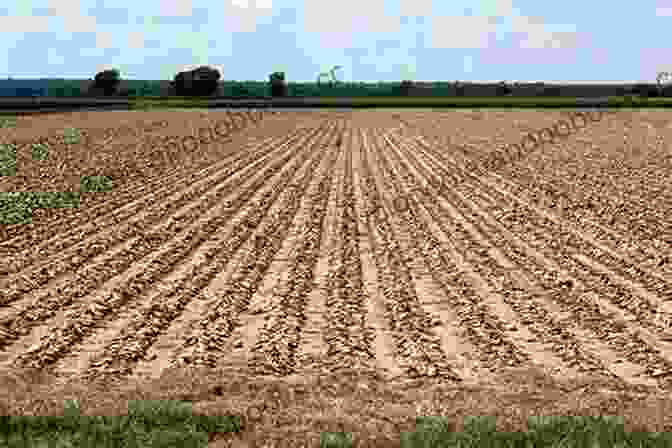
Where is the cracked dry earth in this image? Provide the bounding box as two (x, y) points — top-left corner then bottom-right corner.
(1, 109), (671, 446)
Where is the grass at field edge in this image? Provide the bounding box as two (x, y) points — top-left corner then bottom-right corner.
(2, 402), (672, 448)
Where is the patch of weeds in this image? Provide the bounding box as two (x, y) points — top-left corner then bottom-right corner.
(29, 191), (81, 209)
(0, 143), (17, 176)
(0, 192), (33, 225)
(398, 414), (672, 447)
(62, 127), (81, 145)
(31, 142), (49, 161)
(0, 115), (17, 129)
(0, 191), (81, 225)
(401, 416), (456, 448)
(80, 175), (112, 193)
(320, 431), (353, 448)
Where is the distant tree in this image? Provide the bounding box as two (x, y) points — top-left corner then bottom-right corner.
(92, 68), (121, 96)
(269, 71), (288, 97)
(399, 80), (414, 96)
(171, 66), (221, 96)
(542, 85), (562, 97)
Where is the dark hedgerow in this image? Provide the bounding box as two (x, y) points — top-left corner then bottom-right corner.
(92, 68), (122, 96)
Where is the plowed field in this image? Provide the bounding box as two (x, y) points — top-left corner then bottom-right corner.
(1, 109), (671, 444)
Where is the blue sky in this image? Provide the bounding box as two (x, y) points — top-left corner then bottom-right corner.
(0, 0), (668, 82)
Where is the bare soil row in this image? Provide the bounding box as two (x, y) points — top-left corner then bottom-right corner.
(1, 109), (671, 444)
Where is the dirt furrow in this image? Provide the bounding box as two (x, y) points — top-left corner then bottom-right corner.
(356, 127), (463, 381)
(301, 126), (379, 375)
(74, 125), (341, 381)
(0, 129), (319, 350)
(497, 162), (670, 262)
(288, 135), (343, 376)
(476, 166), (671, 284)
(0, 128), (309, 288)
(464, 172), (672, 333)
(394, 131), (672, 388)
(167, 125), (341, 371)
(247, 142), (341, 376)
(6, 124), (332, 371)
(350, 133), (410, 381)
(409, 128), (671, 284)
(504, 131), (672, 246)
(408, 130), (672, 296)
(381, 130), (626, 382)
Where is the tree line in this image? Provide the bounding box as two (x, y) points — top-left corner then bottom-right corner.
(88, 68), (672, 98)
(90, 67), (290, 98)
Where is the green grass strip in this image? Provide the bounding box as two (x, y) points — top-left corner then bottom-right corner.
(400, 415), (672, 447)
(2, 401), (672, 447)
(0, 399), (241, 448)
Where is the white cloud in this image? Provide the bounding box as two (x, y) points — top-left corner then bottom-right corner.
(160, 0), (193, 17)
(399, 0), (432, 17)
(510, 16), (579, 50)
(127, 31), (145, 49)
(0, 16), (50, 32)
(62, 14), (97, 33)
(431, 15), (497, 49)
(220, 0), (274, 32)
(486, 0), (516, 17)
(47, 0), (80, 17)
(230, 0), (272, 8)
(303, 0), (399, 35)
(95, 31), (114, 49)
